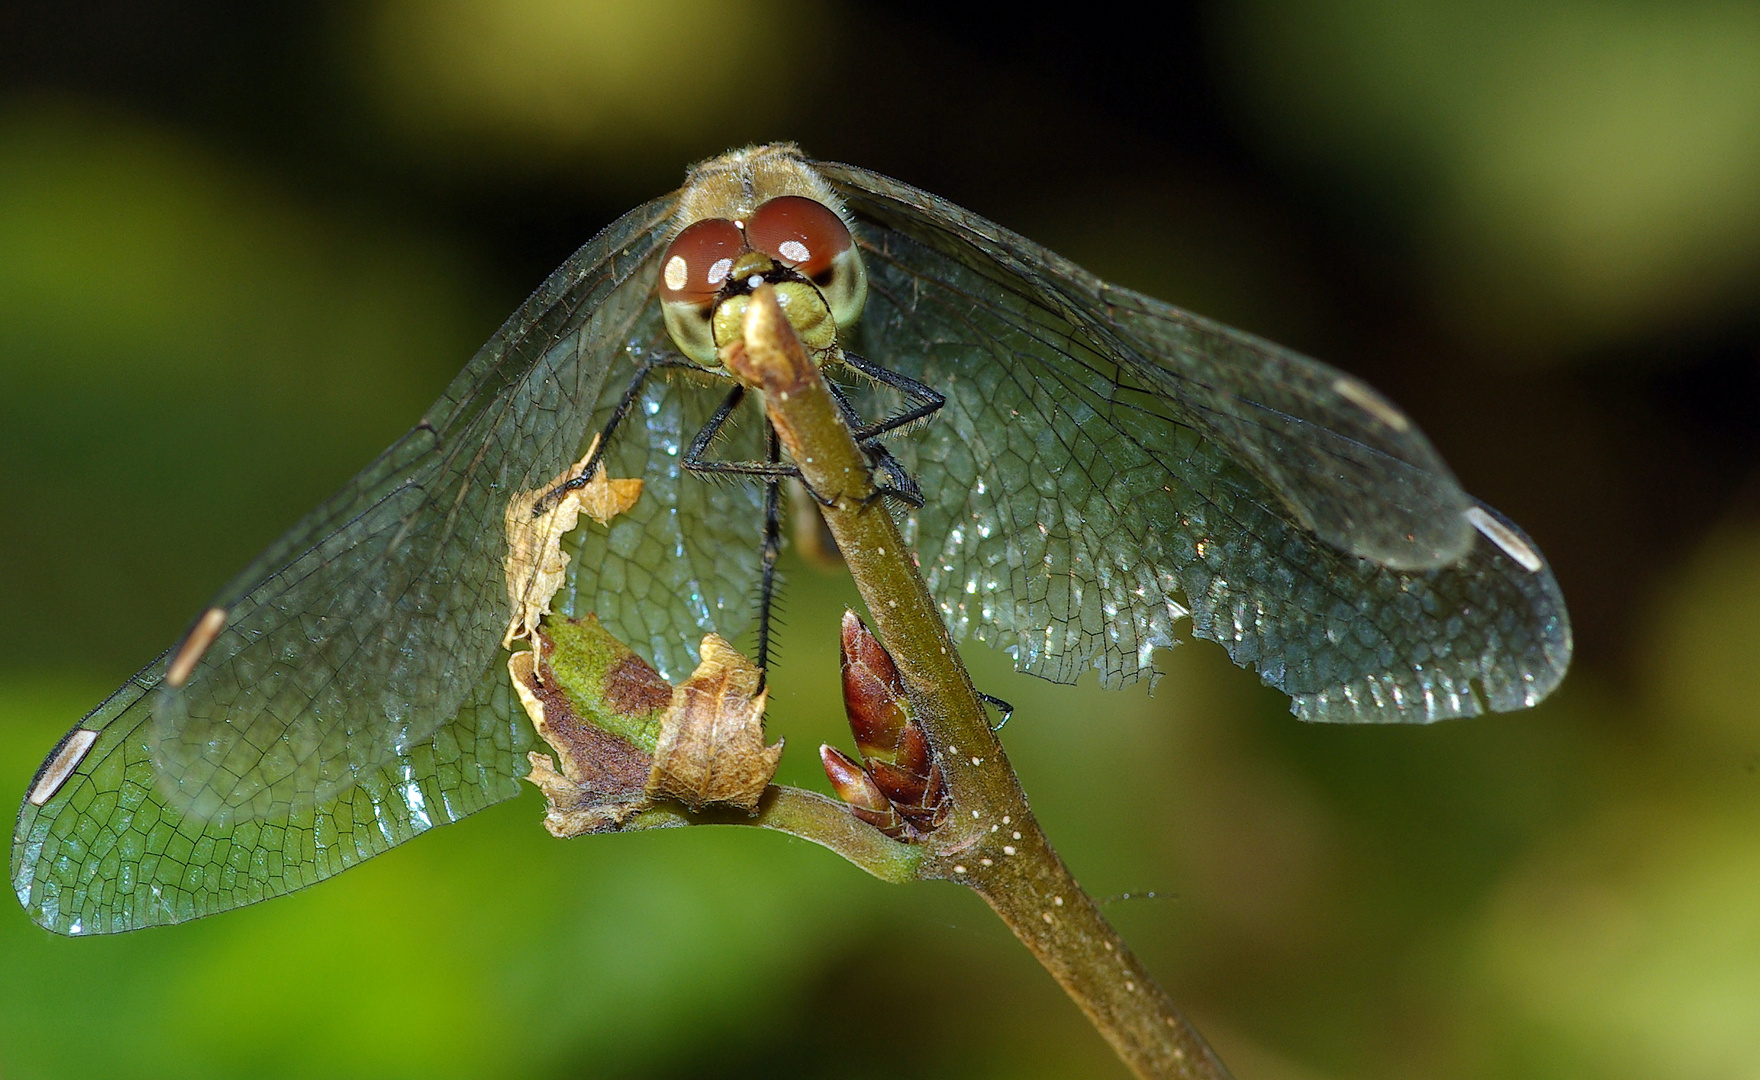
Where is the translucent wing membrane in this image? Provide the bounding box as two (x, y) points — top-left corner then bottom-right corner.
(13, 656), (526, 934)
(819, 161), (1570, 714)
(1103, 290), (1473, 570)
(147, 201), (676, 821)
(558, 318), (769, 682)
(16, 149), (1572, 933)
(14, 194), (689, 932)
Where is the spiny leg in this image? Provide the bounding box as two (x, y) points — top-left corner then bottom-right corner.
(841, 350), (947, 439)
(680, 365), (944, 676)
(832, 351), (947, 507)
(825, 379), (925, 508)
(684, 382), (918, 506)
(977, 691), (1015, 731)
(683, 383), (806, 483)
(756, 421), (784, 674)
(681, 383), (799, 680)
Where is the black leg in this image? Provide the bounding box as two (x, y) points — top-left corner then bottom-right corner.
(756, 422), (784, 674)
(681, 383), (887, 509)
(681, 358), (938, 508)
(977, 691), (1015, 731)
(674, 352), (949, 676)
(683, 382), (748, 469)
(841, 350), (946, 439)
(824, 380), (926, 508)
(536, 357), (694, 514)
(683, 383), (810, 483)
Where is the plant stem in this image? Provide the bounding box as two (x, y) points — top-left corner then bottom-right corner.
(642, 786), (923, 884)
(955, 821), (1231, 1078)
(724, 287), (1232, 1080)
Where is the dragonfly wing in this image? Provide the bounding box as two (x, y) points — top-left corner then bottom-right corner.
(12, 653), (525, 934)
(822, 161), (1571, 721)
(14, 193), (681, 932)
(559, 308), (769, 682)
(1099, 285), (1472, 569)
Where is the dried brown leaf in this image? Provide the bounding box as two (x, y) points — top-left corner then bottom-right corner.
(647, 634), (783, 813)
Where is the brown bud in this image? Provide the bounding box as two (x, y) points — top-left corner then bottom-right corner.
(822, 744), (914, 838)
(892, 721), (932, 779)
(898, 761), (950, 832)
(866, 758), (927, 808)
(830, 610), (951, 839)
(819, 744), (909, 834)
(819, 744), (887, 813)
(840, 610), (913, 761)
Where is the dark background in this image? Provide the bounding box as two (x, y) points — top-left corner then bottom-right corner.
(3, 3), (1758, 1078)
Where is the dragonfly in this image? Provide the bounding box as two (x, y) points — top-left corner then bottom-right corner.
(12, 144), (1572, 934)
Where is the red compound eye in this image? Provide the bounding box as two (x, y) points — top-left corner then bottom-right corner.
(659, 218), (744, 305)
(745, 196), (851, 279)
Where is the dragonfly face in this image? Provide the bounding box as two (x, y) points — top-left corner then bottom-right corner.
(12, 143), (1573, 934)
(657, 153), (869, 366)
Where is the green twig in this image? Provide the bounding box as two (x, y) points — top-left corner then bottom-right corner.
(630, 786), (923, 884)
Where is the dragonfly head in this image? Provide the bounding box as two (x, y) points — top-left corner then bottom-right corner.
(659, 163), (868, 367)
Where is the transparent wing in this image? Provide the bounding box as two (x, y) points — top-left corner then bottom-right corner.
(13, 652), (526, 934)
(14, 192), (689, 933)
(558, 310), (769, 682)
(821, 161), (1571, 721)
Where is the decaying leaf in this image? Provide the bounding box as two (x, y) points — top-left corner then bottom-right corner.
(503, 435), (643, 647)
(517, 617), (783, 831)
(512, 632), (657, 837)
(648, 634), (783, 813)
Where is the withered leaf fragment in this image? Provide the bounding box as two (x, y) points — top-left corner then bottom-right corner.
(512, 630), (659, 837)
(503, 434), (643, 648)
(648, 634), (783, 813)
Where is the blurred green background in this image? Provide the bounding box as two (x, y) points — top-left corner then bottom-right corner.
(3, 2), (1759, 1077)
